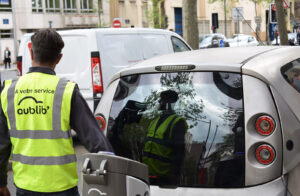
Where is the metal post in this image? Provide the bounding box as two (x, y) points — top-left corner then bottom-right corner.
(224, 0), (227, 36)
(11, 0), (18, 62)
(237, 18), (239, 47)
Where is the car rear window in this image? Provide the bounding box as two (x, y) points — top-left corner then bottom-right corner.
(107, 71), (245, 188)
(281, 59), (300, 93)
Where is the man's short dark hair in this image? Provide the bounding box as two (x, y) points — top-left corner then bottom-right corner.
(31, 29), (64, 65)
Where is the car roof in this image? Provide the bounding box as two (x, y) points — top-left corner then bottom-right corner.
(110, 46), (300, 121)
(112, 46), (279, 79)
(22, 28), (183, 39)
(111, 46), (300, 85)
(58, 28), (181, 36)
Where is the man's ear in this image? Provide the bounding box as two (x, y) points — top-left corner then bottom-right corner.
(55, 54), (63, 65)
(29, 48), (34, 61)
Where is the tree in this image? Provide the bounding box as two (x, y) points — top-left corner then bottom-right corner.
(182, 0), (199, 49)
(275, 0), (288, 45)
(147, 0), (168, 28)
(143, 72), (206, 128)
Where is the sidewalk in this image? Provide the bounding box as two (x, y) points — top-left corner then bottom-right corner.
(0, 63), (17, 71)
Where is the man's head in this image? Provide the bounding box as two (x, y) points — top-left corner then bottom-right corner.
(30, 29), (64, 68)
(159, 90), (178, 111)
(5, 47), (8, 50)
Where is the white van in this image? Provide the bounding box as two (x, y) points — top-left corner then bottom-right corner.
(17, 28), (191, 112)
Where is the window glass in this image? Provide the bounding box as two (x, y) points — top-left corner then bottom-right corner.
(141, 34), (169, 59)
(64, 0), (77, 13)
(46, 0), (60, 12)
(281, 59), (300, 93)
(32, 0), (43, 13)
(81, 0), (93, 13)
(100, 34), (144, 67)
(0, 29), (13, 38)
(107, 72), (245, 188)
(171, 36), (190, 52)
(0, 0), (11, 12)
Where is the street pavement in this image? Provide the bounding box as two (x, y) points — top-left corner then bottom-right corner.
(0, 64), (18, 84)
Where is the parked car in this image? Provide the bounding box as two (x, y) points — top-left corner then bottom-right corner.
(199, 33), (229, 48)
(228, 34), (259, 47)
(94, 46), (300, 195)
(17, 28), (191, 112)
(272, 32), (298, 46)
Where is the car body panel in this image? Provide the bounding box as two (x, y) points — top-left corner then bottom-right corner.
(150, 178), (286, 196)
(243, 75), (283, 186)
(242, 47), (300, 122)
(270, 86), (300, 174)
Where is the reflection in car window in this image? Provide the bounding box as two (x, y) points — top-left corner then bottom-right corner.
(281, 59), (300, 93)
(107, 72), (245, 188)
(171, 36), (191, 52)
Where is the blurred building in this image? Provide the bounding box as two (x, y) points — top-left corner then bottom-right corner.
(0, 0), (109, 62)
(110, 0), (151, 28)
(164, 0), (296, 41)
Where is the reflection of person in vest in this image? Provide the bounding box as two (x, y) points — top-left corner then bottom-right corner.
(143, 90), (187, 185)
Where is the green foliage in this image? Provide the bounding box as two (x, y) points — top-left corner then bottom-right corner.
(147, 0), (168, 28)
(143, 72), (206, 129)
(121, 117), (153, 161)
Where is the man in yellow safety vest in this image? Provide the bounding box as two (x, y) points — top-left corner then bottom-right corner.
(0, 29), (113, 196)
(143, 90), (187, 185)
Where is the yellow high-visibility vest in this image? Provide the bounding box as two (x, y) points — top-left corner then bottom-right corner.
(1, 72), (77, 192)
(143, 114), (186, 176)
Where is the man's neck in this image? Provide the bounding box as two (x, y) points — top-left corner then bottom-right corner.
(32, 62), (54, 70)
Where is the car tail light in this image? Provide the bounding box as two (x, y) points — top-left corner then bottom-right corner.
(95, 114), (106, 131)
(255, 115), (275, 136)
(91, 52), (103, 94)
(17, 56), (22, 76)
(256, 144), (275, 165)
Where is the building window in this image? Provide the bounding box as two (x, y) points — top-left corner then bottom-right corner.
(0, 0), (11, 12)
(81, 0), (93, 13)
(32, 0), (43, 12)
(64, 0), (77, 13)
(46, 0), (60, 12)
(0, 29), (13, 38)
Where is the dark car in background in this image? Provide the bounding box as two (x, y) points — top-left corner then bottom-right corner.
(199, 33), (230, 49)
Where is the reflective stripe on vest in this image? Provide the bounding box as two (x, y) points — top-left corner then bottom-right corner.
(1, 73), (77, 192)
(143, 114), (183, 176)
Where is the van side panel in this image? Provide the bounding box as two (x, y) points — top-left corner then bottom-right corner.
(57, 35), (93, 110)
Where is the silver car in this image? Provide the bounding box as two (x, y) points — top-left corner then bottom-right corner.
(94, 47), (300, 196)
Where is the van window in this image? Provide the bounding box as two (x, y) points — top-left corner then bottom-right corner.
(107, 71), (245, 188)
(281, 59), (300, 93)
(100, 34), (144, 66)
(140, 34), (169, 59)
(171, 36), (191, 52)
